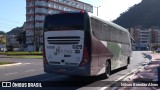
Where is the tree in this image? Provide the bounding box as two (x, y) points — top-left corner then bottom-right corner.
(7, 27), (23, 35)
(6, 45), (13, 51)
(114, 0), (160, 28)
(0, 35), (6, 44)
(16, 31), (26, 45)
(16, 31), (26, 51)
(0, 31), (5, 34)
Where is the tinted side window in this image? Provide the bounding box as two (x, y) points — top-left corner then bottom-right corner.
(116, 29), (122, 43)
(91, 18), (103, 40)
(103, 25), (117, 42)
(121, 32), (130, 44)
(102, 24), (110, 41)
(91, 17), (130, 45)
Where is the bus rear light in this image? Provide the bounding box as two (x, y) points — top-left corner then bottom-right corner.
(80, 11), (85, 14)
(80, 47), (89, 66)
(43, 48), (49, 64)
(43, 58), (49, 64)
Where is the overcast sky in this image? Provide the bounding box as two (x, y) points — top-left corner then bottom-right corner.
(0, 0), (142, 32)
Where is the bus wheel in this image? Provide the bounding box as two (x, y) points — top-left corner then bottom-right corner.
(127, 57), (130, 64)
(124, 57), (130, 69)
(103, 61), (111, 78)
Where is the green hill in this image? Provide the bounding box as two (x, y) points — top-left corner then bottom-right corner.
(7, 27), (23, 35)
(114, 0), (160, 28)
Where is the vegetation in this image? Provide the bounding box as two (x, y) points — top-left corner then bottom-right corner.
(6, 45), (13, 51)
(16, 31), (26, 45)
(0, 31), (5, 34)
(0, 52), (42, 56)
(0, 35), (6, 44)
(13, 55), (42, 59)
(0, 62), (14, 65)
(114, 0), (160, 28)
(7, 27), (23, 35)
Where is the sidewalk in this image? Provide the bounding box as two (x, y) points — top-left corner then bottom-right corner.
(114, 52), (160, 90)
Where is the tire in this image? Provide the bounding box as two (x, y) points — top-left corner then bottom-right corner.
(124, 57), (130, 69)
(127, 57), (130, 64)
(102, 61), (111, 79)
(124, 65), (128, 69)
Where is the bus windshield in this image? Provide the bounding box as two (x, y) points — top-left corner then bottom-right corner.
(44, 13), (84, 31)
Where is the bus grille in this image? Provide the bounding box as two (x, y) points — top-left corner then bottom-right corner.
(47, 36), (80, 44)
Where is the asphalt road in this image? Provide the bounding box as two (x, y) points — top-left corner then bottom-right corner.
(0, 51), (148, 90)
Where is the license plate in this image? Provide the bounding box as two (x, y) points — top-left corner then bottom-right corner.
(58, 69), (67, 72)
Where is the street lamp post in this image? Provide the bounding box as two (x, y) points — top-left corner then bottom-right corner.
(0, 35), (2, 44)
(94, 6), (101, 16)
(33, 0), (36, 51)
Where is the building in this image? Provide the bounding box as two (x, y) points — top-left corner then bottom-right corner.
(129, 27), (160, 51)
(130, 28), (151, 50)
(150, 27), (160, 50)
(139, 29), (151, 50)
(6, 35), (21, 50)
(25, 0), (93, 51)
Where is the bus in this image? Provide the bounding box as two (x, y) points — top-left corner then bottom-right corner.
(43, 11), (132, 78)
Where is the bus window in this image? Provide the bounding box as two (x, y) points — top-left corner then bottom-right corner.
(91, 18), (103, 40)
(44, 13), (84, 31)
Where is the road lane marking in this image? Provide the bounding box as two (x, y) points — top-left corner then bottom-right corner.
(123, 74), (135, 81)
(23, 63), (31, 65)
(25, 70), (35, 72)
(0, 63), (22, 67)
(4, 72), (18, 75)
(99, 67), (141, 90)
(41, 75), (65, 81)
(115, 68), (140, 82)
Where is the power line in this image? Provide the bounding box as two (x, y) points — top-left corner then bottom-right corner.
(0, 17), (23, 24)
(0, 27), (17, 33)
(0, 25), (15, 29)
(0, 22), (21, 27)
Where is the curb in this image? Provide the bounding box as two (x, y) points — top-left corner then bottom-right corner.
(111, 53), (159, 90)
(107, 62), (150, 90)
(123, 63), (149, 81)
(100, 66), (142, 90)
(0, 63), (22, 67)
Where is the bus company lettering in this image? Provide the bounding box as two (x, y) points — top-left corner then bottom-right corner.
(72, 45), (82, 49)
(121, 83), (132, 86)
(12, 82), (27, 87)
(12, 82), (42, 87)
(72, 45), (82, 54)
(54, 46), (60, 55)
(47, 46), (55, 49)
(28, 83), (42, 87)
(121, 82), (158, 87)
(54, 46), (72, 55)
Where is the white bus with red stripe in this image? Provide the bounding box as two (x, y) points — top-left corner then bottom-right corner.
(43, 12), (132, 78)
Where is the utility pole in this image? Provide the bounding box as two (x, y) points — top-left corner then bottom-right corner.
(94, 6), (101, 16)
(33, 0), (36, 51)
